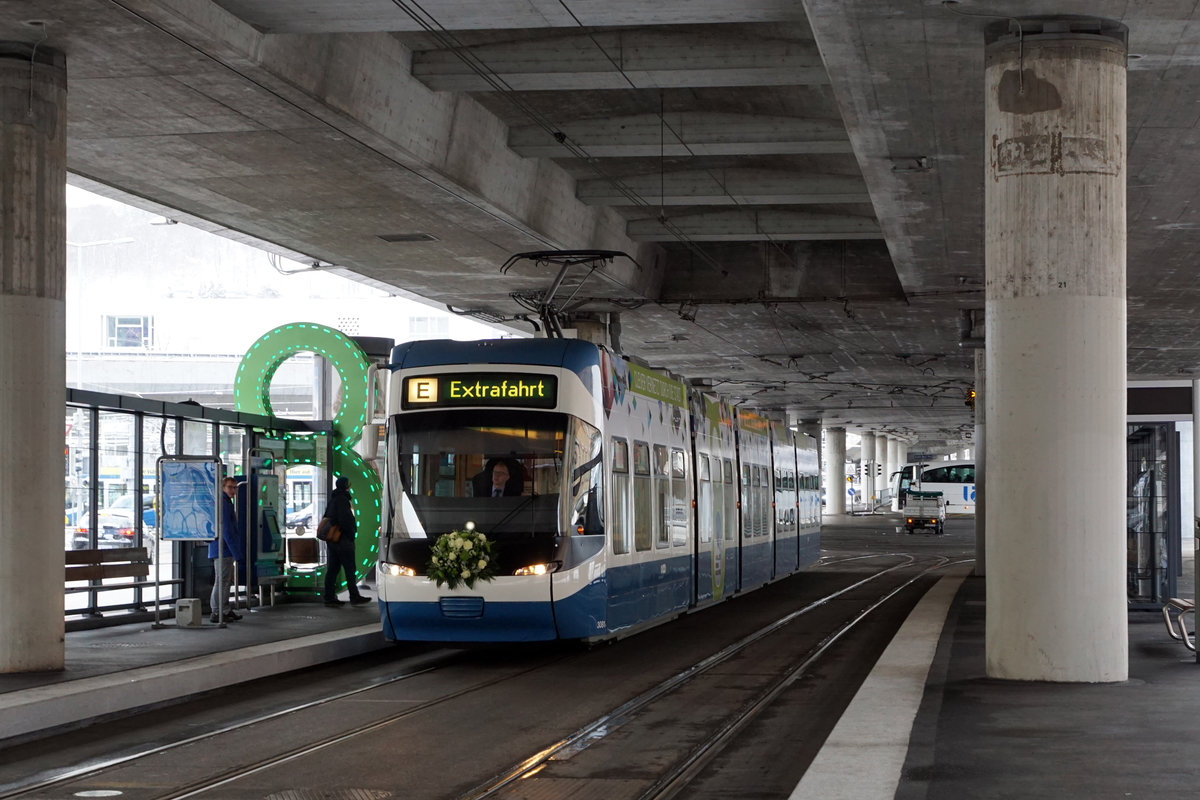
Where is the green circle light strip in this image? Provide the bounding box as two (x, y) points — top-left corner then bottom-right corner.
(235, 323), (379, 595)
(235, 323), (370, 447)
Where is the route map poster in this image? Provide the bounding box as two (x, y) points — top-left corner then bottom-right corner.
(158, 457), (221, 541)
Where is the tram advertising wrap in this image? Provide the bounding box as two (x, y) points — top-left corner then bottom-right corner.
(376, 338), (821, 644)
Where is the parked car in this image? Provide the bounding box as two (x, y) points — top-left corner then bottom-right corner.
(71, 493), (156, 551)
(287, 503), (314, 535)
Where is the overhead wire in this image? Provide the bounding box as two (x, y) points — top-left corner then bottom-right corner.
(388, 0), (732, 276)
(102, 0), (566, 258)
(548, 0), (803, 270)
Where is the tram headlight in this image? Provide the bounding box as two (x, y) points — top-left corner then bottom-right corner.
(380, 561), (416, 578)
(513, 561), (561, 576)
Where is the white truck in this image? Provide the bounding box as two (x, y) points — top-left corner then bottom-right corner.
(904, 490), (945, 535)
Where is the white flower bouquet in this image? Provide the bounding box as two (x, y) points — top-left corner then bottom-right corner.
(427, 529), (497, 590)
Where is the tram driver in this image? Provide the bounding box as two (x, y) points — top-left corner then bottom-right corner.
(471, 458), (524, 498)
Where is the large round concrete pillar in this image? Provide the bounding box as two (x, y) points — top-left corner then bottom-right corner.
(859, 431), (875, 512)
(796, 420), (823, 481)
(873, 433), (889, 507)
(886, 436), (899, 492)
(0, 43), (67, 672)
(975, 349), (986, 577)
(823, 427), (846, 515)
(984, 18), (1127, 682)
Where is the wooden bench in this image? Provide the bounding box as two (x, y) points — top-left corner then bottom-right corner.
(1162, 597), (1195, 651)
(65, 547), (152, 588)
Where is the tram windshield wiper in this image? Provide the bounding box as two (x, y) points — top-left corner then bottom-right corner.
(487, 492), (548, 537)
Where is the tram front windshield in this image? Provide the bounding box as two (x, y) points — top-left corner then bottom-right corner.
(386, 409), (599, 540)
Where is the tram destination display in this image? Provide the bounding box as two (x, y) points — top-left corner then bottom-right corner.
(402, 373), (558, 410)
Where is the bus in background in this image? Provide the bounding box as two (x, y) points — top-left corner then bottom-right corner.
(891, 461), (976, 515)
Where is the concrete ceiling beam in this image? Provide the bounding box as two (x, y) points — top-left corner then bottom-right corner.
(510, 113), (851, 158)
(627, 210), (882, 241)
(577, 169), (869, 206)
(210, 0), (812, 34)
(412, 30), (827, 91)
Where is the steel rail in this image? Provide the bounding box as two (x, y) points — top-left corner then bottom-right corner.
(641, 557), (957, 800)
(0, 650), (468, 799)
(454, 555), (920, 800)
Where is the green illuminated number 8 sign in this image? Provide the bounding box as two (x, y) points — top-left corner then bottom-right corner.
(234, 323), (381, 592)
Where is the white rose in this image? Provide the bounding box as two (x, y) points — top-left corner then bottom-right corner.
(464, 541), (473, 552)
(460, 569), (470, 578)
(478, 559), (487, 569)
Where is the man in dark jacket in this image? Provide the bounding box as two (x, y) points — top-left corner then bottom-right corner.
(210, 476), (245, 623)
(323, 476), (370, 607)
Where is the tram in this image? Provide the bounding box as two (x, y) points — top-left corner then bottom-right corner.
(376, 338), (820, 643)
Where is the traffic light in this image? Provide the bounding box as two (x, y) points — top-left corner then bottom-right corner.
(876, 463), (883, 477)
(965, 387), (976, 409)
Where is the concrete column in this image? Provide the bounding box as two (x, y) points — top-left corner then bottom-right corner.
(569, 315), (608, 347)
(823, 427), (846, 515)
(975, 349), (986, 577)
(796, 420), (823, 481)
(984, 18), (1127, 682)
(859, 431), (875, 512)
(0, 43), (67, 673)
(873, 433), (889, 507)
(886, 436), (899, 488)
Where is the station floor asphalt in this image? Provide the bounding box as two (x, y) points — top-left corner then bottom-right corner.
(3, 530), (1198, 800)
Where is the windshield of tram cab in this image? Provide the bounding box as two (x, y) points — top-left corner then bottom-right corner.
(385, 409), (602, 540)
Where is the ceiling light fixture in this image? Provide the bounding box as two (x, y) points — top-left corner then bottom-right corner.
(377, 233), (439, 243)
(891, 156), (931, 173)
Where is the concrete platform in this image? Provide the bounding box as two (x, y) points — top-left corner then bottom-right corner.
(0, 598), (390, 743)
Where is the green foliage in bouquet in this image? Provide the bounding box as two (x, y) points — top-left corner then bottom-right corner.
(427, 529), (497, 590)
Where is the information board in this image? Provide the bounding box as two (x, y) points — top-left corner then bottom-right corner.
(158, 457), (221, 541)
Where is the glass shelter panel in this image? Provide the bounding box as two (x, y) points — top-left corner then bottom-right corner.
(1127, 423), (1179, 607)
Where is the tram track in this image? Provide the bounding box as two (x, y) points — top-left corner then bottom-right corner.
(455, 555), (941, 800)
(0, 647), (565, 800)
(4, 555), (950, 800)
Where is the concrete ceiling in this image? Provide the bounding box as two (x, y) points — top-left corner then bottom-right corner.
(3, 0), (1195, 454)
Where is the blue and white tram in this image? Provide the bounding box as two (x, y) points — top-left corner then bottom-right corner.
(376, 338), (821, 643)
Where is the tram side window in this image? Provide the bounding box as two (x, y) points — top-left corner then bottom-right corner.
(923, 465), (974, 484)
(633, 441), (652, 551)
(611, 438), (630, 555)
(742, 464), (753, 538)
(670, 448), (688, 546)
(567, 418), (604, 536)
(756, 465), (767, 538)
(723, 459), (736, 542)
(654, 444), (670, 548)
(697, 454), (711, 544)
